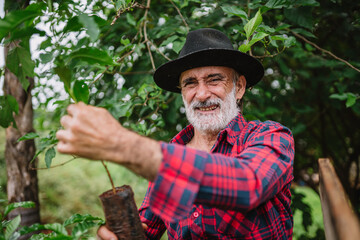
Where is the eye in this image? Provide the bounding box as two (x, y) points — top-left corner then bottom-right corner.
(182, 80), (197, 88)
(208, 78), (221, 85)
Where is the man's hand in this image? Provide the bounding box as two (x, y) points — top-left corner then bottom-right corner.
(56, 102), (126, 161)
(56, 102), (162, 181)
(97, 224), (148, 240)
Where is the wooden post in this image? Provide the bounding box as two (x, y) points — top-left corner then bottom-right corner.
(318, 158), (360, 240)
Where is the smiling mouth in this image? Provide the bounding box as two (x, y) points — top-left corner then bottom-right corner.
(196, 104), (219, 111)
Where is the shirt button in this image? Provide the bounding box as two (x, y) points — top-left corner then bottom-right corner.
(193, 212), (199, 218)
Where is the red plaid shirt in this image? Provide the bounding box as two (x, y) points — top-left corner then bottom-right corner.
(139, 113), (294, 239)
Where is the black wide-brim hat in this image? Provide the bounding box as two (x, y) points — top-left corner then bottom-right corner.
(154, 28), (264, 93)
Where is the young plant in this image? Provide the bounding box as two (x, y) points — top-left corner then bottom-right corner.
(0, 197), (105, 240)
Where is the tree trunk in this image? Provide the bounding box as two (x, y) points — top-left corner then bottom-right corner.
(3, 43), (40, 236)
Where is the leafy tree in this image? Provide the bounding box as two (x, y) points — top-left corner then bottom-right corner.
(0, 0), (359, 238)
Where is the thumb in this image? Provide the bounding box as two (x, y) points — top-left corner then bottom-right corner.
(97, 225), (117, 240)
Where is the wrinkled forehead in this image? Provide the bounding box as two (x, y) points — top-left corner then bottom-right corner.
(179, 66), (235, 82)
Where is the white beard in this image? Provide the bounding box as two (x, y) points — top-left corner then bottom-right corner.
(183, 87), (239, 134)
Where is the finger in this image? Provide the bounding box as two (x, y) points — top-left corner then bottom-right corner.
(77, 101), (86, 106)
(56, 141), (74, 154)
(56, 129), (71, 142)
(97, 225), (117, 240)
(66, 104), (78, 117)
(142, 223), (148, 230)
(60, 115), (72, 129)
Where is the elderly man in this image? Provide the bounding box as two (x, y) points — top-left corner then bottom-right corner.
(57, 28), (294, 239)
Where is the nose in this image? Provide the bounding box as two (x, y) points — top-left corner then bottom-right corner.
(195, 82), (211, 102)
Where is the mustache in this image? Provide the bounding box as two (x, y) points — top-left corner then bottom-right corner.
(190, 98), (221, 109)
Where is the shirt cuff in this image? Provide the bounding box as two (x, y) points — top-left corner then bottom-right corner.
(149, 142), (207, 222)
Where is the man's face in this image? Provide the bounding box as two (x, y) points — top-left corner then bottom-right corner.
(180, 66), (246, 133)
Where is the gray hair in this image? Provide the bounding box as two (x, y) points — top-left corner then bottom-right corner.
(231, 70), (244, 112)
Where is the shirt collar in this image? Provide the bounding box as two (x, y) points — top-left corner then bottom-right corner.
(170, 113), (247, 146)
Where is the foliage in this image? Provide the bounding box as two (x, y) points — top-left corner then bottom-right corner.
(0, 197), (104, 240)
(1, 200), (34, 240)
(1, 0), (360, 238)
(292, 186), (326, 239)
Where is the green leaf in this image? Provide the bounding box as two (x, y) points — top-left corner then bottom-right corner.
(63, 16), (82, 33)
(120, 38), (130, 46)
(40, 52), (53, 64)
(346, 93), (357, 108)
(248, 32), (269, 47)
(257, 25), (276, 33)
(6, 48), (20, 76)
(298, 0), (320, 6)
(0, 5), (41, 41)
(17, 132), (39, 142)
(7, 95), (19, 115)
(284, 7), (314, 30)
(126, 13), (136, 26)
(78, 14), (100, 42)
(68, 47), (113, 65)
(18, 223), (45, 236)
(71, 221), (99, 238)
(9, 27), (45, 42)
(244, 9), (263, 39)
(0, 95), (18, 128)
(329, 93), (347, 100)
(45, 147), (56, 168)
(291, 28), (316, 38)
(265, 0), (288, 9)
(284, 36), (296, 47)
(27, 233), (71, 240)
(270, 35), (287, 41)
(6, 47), (35, 90)
(173, 38), (186, 54)
(63, 213), (104, 227)
(5, 215), (21, 240)
(221, 6), (248, 19)
(275, 24), (291, 31)
(4, 201), (35, 218)
(160, 35), (178, 47)
(72, 80), (89, 103)
(39, 38), (52, 50)
(238, 43), (251, 53)
(54, 65), (72, 93)
(42, 223), (67, 235)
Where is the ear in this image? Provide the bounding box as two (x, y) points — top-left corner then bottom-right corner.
(235, 75), (246, 100)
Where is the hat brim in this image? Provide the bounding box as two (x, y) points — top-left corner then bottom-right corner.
(154, 49), (264, 93)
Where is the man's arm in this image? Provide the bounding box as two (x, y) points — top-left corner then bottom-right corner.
(56, 102), (162, 181)
(56, 103), (294, 224)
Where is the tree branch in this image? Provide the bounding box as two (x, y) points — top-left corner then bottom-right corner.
(143, 0), (156, 71)
(169, 0), (189, 32)
(148, 40), (171, 61)
(111, 2), (146, 25)
(292, 31), (360, 73)
(29, 156), (76, 170)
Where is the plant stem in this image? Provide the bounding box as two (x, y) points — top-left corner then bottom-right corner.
(291, 31), (360, 73)
(101, 160), (116, 194)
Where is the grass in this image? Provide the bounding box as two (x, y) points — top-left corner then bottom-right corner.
(37, 152), (149, 223)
